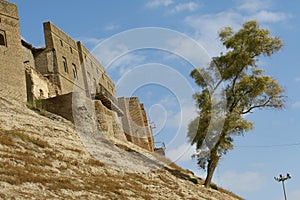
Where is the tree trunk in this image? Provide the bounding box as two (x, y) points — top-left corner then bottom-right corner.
(204, 151), (220, 188)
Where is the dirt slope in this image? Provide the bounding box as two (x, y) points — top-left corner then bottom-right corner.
(0, 97), (242, 200)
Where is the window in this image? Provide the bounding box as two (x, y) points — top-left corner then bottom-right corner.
(93, 78), (97, 89)
(62, 57), (68, 73)
(39, 89), (44, 98)
(60, 40), (63, 47)
(70, 47), (73, 54)
(0, 31), (6, 46)
(72, 63), (77, 79)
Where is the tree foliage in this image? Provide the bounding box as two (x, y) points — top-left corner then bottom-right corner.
(188, 20), (285, 188)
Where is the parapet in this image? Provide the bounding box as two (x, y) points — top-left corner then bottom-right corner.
(0, 0), (18, 19)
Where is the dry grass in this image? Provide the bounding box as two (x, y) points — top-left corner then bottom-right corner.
(1, 129), (50, 148)
(0, 132), (15, 146)
(0, 127), (243, 199)
(85, 158), (105, 167)
(65, 146), (83, 153)
(167, 160), (243, 199)
(0, 151), (52, 166)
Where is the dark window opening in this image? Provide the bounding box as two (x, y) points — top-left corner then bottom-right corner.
(60, 40), (63, 47)
(62, 57), (68, 73)
(70, 47), (73, 54)
(0, 33), (6, 46)
(72, 63), (77, 79)
(39, 89), (44, 98)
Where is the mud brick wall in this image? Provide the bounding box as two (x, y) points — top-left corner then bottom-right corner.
(0, 1), (26, 102)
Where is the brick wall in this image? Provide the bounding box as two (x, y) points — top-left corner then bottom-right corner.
(118, 97), (154, 151)
(0, 0), (26, 102)
(77, 41), (116, 98)
(0, 1), (155, 152)
(43, 22), (85, 95)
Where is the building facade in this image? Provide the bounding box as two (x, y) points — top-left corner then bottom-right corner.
(0, 0), (26, 102)
(118, 97), (155, 152)
(0, 0), (157, 152)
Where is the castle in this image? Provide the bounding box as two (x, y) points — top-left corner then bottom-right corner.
(0, 0), (162, 153)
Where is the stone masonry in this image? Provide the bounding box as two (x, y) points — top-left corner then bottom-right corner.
(0, 0), (156, 152)
(118, 97), (155, 151)
(0, 0), (26, 102)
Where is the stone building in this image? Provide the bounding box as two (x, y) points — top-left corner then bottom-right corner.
(118, 97), (155, 151)
(0, 0), (157, 152)
(0, 0), (26, 102)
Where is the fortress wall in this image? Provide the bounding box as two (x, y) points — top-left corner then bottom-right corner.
(77, 41), (116, 98)
(25, 67), (60, 101)
(77, 41), (103, 96)
(43, 22), (85, 95)
(25, 67), (50, 100)
(0, 1), (26, 102)
(94, 100), (127, 141)
(22, 43), (35, 69)
(140, 104), (154, 151)
(0, 0), (155, 152)
(118, 97), (154, 151)
(34, 50), (55, 75)
(118, 97), (134, 142)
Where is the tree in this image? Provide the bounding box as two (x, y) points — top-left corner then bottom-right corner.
(188, 21), (285, 188)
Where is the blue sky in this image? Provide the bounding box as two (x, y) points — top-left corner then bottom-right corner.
(12, 0), (300, 199)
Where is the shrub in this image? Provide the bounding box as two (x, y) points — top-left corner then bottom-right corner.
(210, 183), (218, 190)
(189, 178), (198, 184)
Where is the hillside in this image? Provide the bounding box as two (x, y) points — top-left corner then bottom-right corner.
(0, 96), (243, 200)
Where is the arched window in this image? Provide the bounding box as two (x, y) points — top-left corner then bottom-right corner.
(62, 57), (68, 73)
(0, 33), (6, 46)
(72, 63), (77, 79)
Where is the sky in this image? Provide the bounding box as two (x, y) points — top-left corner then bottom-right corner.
(10, 0), (300, 199)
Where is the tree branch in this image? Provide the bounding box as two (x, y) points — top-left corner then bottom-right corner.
(240, 97), (272, 114)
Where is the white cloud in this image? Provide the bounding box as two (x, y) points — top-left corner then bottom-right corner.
(158, 95), (179, 110)
(218, 171), (267, 193)
(146, 0), (173, 8)
(92, 41), (146, 73)
(104, 24), (120, 31)
(168, 2), (199, 14)
(291, 101), (300, 109)
(166, 36), (211, 66)
(166, 142), (196, 162)
(109, 53), (146, 75)
(184, 2), (291, 57)
(247, 10), (291, 23)
(237, 0), (271, 12)
(184, 12), (242, 56)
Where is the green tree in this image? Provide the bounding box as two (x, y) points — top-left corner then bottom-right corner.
(188, 21), (285, 188)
